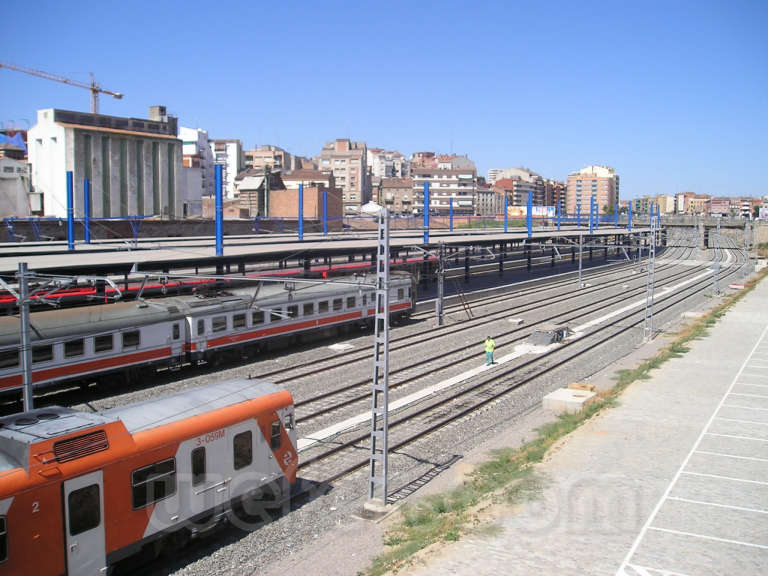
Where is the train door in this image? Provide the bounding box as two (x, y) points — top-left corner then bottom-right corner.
(169, 321), (184, 359)
(63, 470), (106, 575)
(188, 429), (230, 518)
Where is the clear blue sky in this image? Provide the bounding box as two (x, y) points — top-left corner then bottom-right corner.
(1, 0), (765, 198)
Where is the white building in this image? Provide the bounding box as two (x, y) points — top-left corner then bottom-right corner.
(209, 139), (243, 199)
(180, 127), (214, 198)
(367, 148), (408, 181)
(28, 107), (183, 218)
(0, 157), (39, 217)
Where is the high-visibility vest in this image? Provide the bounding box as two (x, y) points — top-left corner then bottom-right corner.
(485, 339), (495, 353)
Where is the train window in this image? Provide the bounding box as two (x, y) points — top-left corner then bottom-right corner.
(212, 316), (227, 332)
(408, 288), (412, 298)
(191, 447), (206, 486)
(123, 331), (140, 348)
(197, 319), (205, 335)
(32, 344), (53, 363)
(347, 296), (356, 308)
(252, 311), (264, 325)
(94, 334), (113, 353)
(233, 314), (246, 329)
(233, 431), (252, 470)
(0, 350), (18, 369)
(270, 310), (282, 323)
(362, 294), (367, 306)
(333, 298), (343, 311)
(287, 305), (298, 318)
(172, 323), (180, 339)
(131, 458), (177, 509)
(397, 288), (404, 300)
(64, 339), (84, 358)
(303, 302), (314, 316)
(68, 484), (100, 535)
(270, 421), (282, 450)
(318, 301), (329, 314)
(283, 412), (294, 431)
(0, 516), (6, 563)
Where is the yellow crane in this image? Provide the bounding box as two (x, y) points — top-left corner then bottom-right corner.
(0, 61), (123, 114)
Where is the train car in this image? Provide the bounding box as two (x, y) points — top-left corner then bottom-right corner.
(0, 273), (414, 395)
(0, 378), (297, 575)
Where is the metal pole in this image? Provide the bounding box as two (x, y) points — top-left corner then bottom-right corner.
(264, 165), (270, 218)
(436, 242), (445, 326)
(628, 202), (633, 232)
(449, 197), (454, 231)
(18, 263), (33, 411)
(557, 200), (561, 230)
(66, 171), (74, 251)
(323, 189), (328, 235)
(526, 191), (532, 238)
(504, 195), (508, 233)
(644, 215), (656, 340)
(423, 182), (429, 244)
(589, 196), (594, 236)
(578, 233), (583, 288)
(84, 177), (91, 244)
(368, 208), (390, 507)
(298, 183), (304, 241)
(215, 164), (223, 257)
(577, 203), (581, 228)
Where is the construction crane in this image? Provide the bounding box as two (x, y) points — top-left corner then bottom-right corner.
(0, 62), (123, 114)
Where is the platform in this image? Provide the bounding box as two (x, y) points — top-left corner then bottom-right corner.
(404, 275), (768, 575)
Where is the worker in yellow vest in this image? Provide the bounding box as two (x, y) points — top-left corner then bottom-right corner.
(484, 336), (496, 366)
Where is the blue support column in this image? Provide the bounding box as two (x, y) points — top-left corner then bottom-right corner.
(628, 202), (633, 232)
(215, 164), (223, 256)
(577, 203), (581, 227)
(323, 189), (328, 235)
(556, 200), (561, 231)
(526, 191), (532, 238)
(657, 204), (661, 228)
(423, 182), (430, 244)
(589, 196), (594, 235)
(84, 177), (91, 244)
(595, 197), (600, 229)
(449, 197), (454, 231)
(298, 183), (304, 241)
(504, 195), (508, 233)
(615, 201), (619, 227)
(66, 171), (74, 251)
(649, 202), (654, 227)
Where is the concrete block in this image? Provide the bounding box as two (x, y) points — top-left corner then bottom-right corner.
(543, 388), (597, 414)
(508, 318), (524, 325)
(682, 311), (705, 320)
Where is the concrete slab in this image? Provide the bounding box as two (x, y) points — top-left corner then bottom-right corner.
(543, 387), (597, 413)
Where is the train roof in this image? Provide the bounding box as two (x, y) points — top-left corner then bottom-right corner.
(0, 300), (187, 346)
(102, 378), (285, 434)
(0, 406), (116, 472)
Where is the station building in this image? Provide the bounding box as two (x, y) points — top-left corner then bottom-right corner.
(28, 106), (183, 219)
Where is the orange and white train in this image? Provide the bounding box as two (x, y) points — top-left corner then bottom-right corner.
(0, 273), (414, 395)
(0, 378), (298, 575)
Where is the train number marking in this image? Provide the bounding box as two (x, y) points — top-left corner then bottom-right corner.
(195, 428), (226, 446)
(32, 501), (39, 513)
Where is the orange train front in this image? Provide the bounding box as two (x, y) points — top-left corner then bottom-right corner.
(0, 379), (298, 575)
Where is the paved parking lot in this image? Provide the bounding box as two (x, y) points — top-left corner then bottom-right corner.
(618, 325), (768, 576)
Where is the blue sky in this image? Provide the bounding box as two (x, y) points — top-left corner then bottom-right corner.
(1, 0), (765, 198)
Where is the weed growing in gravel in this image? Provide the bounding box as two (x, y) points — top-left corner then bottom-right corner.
(364, 267), (768, 576)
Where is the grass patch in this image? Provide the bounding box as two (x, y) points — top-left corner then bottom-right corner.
(364, 264), (768, 576)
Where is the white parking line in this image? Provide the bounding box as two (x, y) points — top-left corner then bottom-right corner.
(694, 450), (768, 463)
(681, 471), (768, 486)
(733, 383), (768, 389)
(616, 323), (768, 575)
(705, 432), (768, 442)
(647, 527), (768, 550)
(667, 496), (768, 514)
(722, 404), (768, 411)
(729, 392), (768, 399)
(625, 564), (693, 576)
(715, 416), (768, 426)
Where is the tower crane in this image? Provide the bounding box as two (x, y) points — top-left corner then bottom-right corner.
(0, 62), (123, 114)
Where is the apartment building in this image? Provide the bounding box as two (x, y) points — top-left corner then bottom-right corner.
(709, 197), (731, 216)
(475, 184), (504, 216)
(242, 145), (314, 173)
(367, 148), (408, 183)
(319, 139), (369, 214)
(545, 179), (566, 207)
(656, 194), (676, 214)
(378, 177), (414, 215)
(28, 106), (183, 218)
(565, 165), (619, 215)
(209, 138), (243, 198)
(410, 153), (476, 215)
